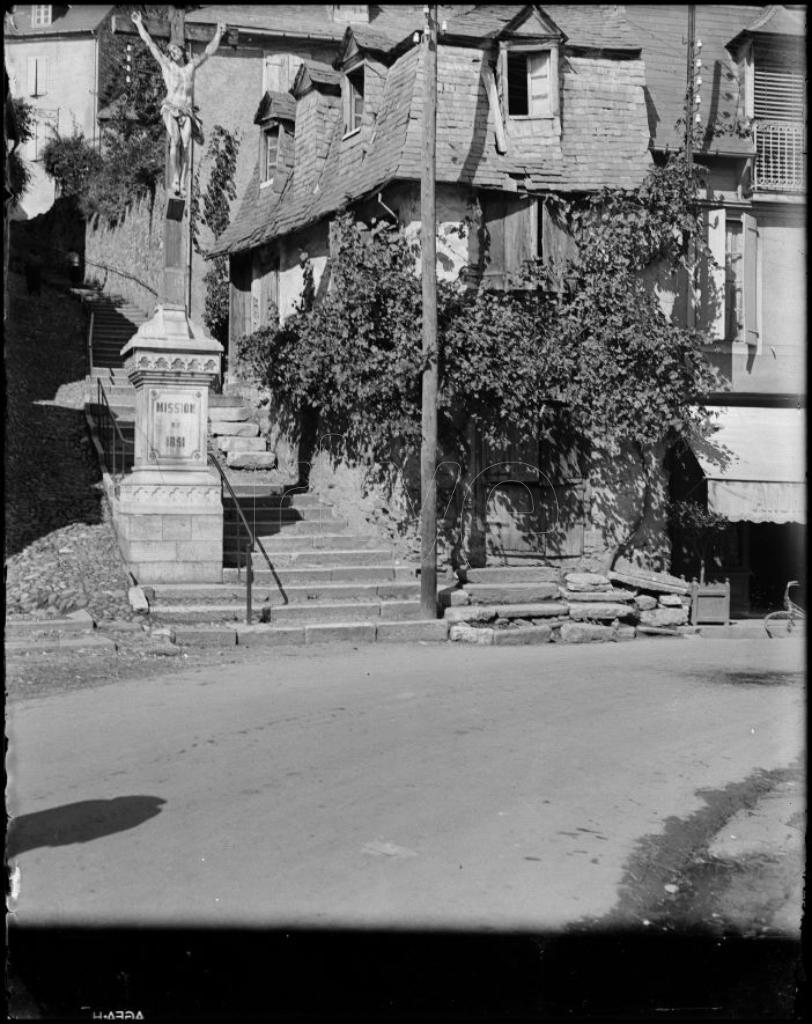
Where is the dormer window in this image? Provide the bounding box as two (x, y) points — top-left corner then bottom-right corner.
(507, 51), (551, 118)
(31, 5), (51, 27)
(263, 126), (279, 184)
(343, 64), (365, 136)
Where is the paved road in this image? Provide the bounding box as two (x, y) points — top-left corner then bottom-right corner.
(7, 637), (804, 931)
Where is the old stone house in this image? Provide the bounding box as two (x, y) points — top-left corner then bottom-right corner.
(212, 4), (663, 566)
(626, 3), (806, 611)
(4, 4), (114, 218)
(213, 3), (805, 610)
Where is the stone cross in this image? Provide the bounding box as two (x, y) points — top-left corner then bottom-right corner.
(111, 8), (229, 585)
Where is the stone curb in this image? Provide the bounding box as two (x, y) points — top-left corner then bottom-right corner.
(5, 635), (117, 654)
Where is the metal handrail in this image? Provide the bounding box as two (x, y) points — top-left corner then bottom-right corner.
(87, 309), (95, 375)
(96, 378), (134, 478)
(207, 449), (288, 622)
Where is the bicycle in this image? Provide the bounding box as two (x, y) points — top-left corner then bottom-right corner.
(764, 580), (806, 638)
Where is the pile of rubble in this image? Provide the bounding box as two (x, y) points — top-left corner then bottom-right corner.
(443, 567), (694, 646)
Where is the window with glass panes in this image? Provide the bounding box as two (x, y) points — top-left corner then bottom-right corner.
(32, 5), (52, 27)
(344, 65), (364, 134)
(263, 126), (279, 182)
(725, 220), (743, 341)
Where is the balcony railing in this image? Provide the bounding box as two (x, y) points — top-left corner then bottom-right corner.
(754, 119), (806, 193)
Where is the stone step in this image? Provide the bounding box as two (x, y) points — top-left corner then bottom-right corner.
(171, 619), (449, 647)
(254, 533), (384, 552)
(150, 600), (425, 625)
(444, 601), (569, 622)
(226, 518), (351, 538)
(222, 507), (336, 524)
(223, 492), (329, 508)
(222, 564), (417, 585)
(459, 566), (563, 585)
(4, 610), (96, 639)
(463, 582), (562, 603)
(229, 547), (395, 568)
(146, 581), (422, 605)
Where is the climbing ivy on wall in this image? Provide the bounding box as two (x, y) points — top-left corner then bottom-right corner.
(242, 149), (723, 476)
(191, 124), (241, 345)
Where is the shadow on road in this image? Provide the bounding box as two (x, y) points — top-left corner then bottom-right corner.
(7, 796), (166, 857)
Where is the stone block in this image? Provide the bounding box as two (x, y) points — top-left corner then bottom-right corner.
(208, 420), (259, 437)
(492, 624), (552, 645)
(461, 567), (561, 585)
(236, 625), (306, 646)
(659, 594), (685, 608)
(559, 621), (615, 643)
(305, 623), (376, 644)
(226, 451), (278, 470)
(494, 602), (567, 619)
(191, 514), (224, 539)
(609, 569), (689, 596)
(120, 514), (164, 541)
(209, 405), (251, 421)
(131, 561), (223, 584)
(379, 600), (423, 620)
(161, 517), (192, 540)
(615, 625), (637, 641)
(639, 607), (688, 628)
(634, 595), (658, 611)
(562, 588), (635, 602)
(376, 620), (449, 642)
(467, 582), (560, 603)
(124, 539), (174, 562)
(449, 622), (494, 645)
(128, 586), (150, 613)
(564, 572), (610, 591)
(445, 605), (497, 622)
(568, 602), (637, 622)
(449, 589), (471, 606)
(175, 540), (224, 561)
(216, 436), (267, 453)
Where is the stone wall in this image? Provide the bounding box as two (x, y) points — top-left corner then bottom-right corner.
(84, 188), (165, 314)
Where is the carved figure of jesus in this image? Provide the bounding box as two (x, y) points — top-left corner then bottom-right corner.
(131, 12), (226, 195)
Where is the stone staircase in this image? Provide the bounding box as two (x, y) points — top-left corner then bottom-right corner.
(141, 483), (448, 645)
(80, 296), (448, 644)
(86, 294), (145, 405)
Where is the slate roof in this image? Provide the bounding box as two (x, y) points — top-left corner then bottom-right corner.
(727, 3), (806, 49)
(623, 4), (765, 154)
(186, 4), (426, 40)
(212, 25), (652, 256)
(254, 91), (297, 125)
(5, 4), (112, 36)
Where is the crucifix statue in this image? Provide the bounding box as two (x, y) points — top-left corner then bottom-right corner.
(131, 10), (226, 195)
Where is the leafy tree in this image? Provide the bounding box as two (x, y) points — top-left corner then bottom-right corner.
(237, 148), (725, 565)
(41, 131), (104, 199)
(667, 498), (729, 583)
(191, 125), (241, 344)
(7, 97), (35, 203)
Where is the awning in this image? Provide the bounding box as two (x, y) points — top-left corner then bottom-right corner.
(690, 406), (806, 524)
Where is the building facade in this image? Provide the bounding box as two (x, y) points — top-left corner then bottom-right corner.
(4, 4), (113, 219)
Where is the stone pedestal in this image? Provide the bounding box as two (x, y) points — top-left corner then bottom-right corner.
(116, 303), (224, 583)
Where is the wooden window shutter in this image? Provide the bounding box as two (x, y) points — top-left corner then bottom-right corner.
(741, 212), (760, 350)
(704, 208), (726, 340)
(482, 193), (507, 287)
(27, 56), (38, 95)
(503, 197), (533, 285)
(527, 52), (550, 117)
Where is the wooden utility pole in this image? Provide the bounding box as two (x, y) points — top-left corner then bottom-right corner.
(685, 4), (696, 166)
(419, 4), (438, 619)
(685, 4), (697, 329)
